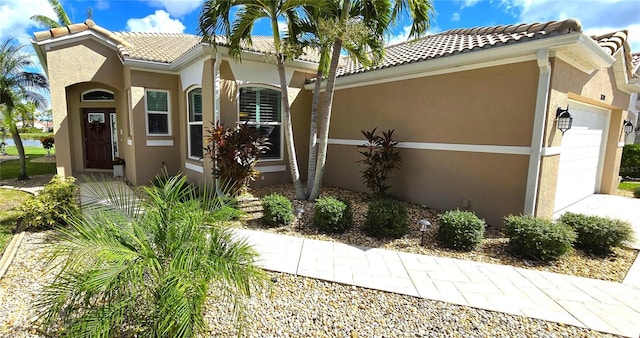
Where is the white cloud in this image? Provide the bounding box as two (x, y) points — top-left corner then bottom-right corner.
(0, 0), (57, 42)
(94, 0), (110, 11)
(126, 10), (186, 33)
(503, 0), (640, 51)
(146, 0), (202, 17)
(451, 12), (461, 22)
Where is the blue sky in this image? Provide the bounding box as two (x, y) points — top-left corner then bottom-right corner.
(1, 0), (639, 52)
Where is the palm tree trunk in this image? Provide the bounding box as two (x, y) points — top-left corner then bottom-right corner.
(277, 58), (305, 199)
(306, 69), (323, 195)
(10, 124), (28, 180)
(309, 38), (343, 201)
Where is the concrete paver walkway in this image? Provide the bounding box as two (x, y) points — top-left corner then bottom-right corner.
(234, 228), (640, 337)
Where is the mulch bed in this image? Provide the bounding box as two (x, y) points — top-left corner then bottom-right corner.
(237, 183), (637, 283)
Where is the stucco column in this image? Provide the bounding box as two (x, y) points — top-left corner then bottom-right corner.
(49, 78), (73, 177)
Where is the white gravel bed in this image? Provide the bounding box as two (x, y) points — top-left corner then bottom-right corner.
(1, 232), (617, 337)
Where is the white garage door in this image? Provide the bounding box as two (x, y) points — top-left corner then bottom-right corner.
(553, 101), (609, 212)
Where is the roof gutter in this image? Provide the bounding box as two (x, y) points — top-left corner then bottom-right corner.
(305, 32), (615, 91)
(523, 49), (551, 215)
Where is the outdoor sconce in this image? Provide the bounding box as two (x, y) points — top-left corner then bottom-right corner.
(556, 106), (573, 135)
(623, 120), (634, 135)
(294, 207), (305, 230)
(418, 219), (432, 246)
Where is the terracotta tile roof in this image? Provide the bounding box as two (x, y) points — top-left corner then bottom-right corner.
(336, 19), (584, 77)
(33, 20), (319, 64)
(113, 32), (201, 63)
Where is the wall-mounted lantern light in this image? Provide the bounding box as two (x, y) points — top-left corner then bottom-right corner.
(623, 120), (634, 135)
(556, 106), (573, 135)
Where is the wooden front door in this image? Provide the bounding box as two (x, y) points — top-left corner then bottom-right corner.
(84, 109), (114, 169)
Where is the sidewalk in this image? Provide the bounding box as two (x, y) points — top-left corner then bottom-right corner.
(233, 228), (640, 338)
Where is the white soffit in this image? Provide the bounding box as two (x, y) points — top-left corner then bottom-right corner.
(180, 60), (204, 91)
(229, 59), (293, 87)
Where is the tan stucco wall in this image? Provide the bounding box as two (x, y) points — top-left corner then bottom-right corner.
(535, 57), (632, 217)
(324, 61), (539, 226)
(129, 70), (181, 185)
(46, 39), (125, 177)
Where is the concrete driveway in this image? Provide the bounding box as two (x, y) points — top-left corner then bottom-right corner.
(553, 194), (640, 250)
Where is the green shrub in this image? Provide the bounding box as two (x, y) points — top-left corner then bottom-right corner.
(634, 187), (640, 198)
(620, 144), (640, 178)
(558, 212), (634, 254)
(438, 210), (485, 251)
(18, 175), (78, 230)
(262, 194), (293, 227)
(313, 196), (353, 234)
(504, 215), (575, 262)
(364, 199), (409, 239)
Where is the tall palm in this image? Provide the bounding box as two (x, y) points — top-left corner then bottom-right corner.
(199, 0), (325, 200)
(30, 0), (72, 28)
(308, 0), (434, 200)
(0, 39), (49, 180)
(36, 174), (266, 337)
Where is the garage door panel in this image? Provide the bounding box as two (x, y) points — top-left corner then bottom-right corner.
(553, 102), (609, 212)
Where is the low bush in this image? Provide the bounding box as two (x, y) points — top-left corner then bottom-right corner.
(262, 194), (293, 227)
(634, 187), (640, 198)
(620, 144), (640, 178)
(18, 175), (78, 230)
(504, 215), (575, 262)
(313, 196), (353, 234)
(438, 210), (485, 251)
(364, 199), (409, 239)
(558, 212), (634, 255)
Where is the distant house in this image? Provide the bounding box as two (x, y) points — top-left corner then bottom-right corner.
(32, 18), (640, 225)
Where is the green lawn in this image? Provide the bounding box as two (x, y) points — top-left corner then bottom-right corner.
(0, 146), (56, 180)
(0, 188), (31, 254)
(8, 132), (53, 140)
(619, 181), (640, 192)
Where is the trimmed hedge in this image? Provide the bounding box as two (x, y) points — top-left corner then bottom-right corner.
(261, 194), (293, 227)
(504, 215), (575, 262)
(438, 210), (485, 251)
(558, 212), (634, 254)
(620, 144), (640, 178)
(313, 196), (353, 234)
(364, 199), (409, 239)
(18, 175), (78, 230)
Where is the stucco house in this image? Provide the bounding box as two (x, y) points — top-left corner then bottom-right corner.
(32, 18), (640, 225)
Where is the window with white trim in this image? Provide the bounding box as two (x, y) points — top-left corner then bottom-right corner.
(239, 87), (281, 160)
(145, 89), (171, 135)
(187, 88), (203, 159)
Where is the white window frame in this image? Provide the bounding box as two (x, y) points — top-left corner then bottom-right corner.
(144, 89), (172, 136)
(237, 85), (283, 162)
(187, 87), (203, 160)
(81, 89), (115, 102)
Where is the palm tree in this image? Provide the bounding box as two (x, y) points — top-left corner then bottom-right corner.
(36, 173), (266, 337)
(307, 0), (434, 200)
(0, 39), (49, 180)
(30, 0), (72, 28)
(199, 0), (325, 200)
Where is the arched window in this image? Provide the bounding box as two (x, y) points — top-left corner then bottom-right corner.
(187, 88), (203, 159)
(81, 89), (114, 102)
(238, 87), (282, 160)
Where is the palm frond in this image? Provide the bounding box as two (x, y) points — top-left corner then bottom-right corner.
(29, 15), (61, 28)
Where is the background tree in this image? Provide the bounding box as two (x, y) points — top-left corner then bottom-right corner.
(0, 39), (49, 180)
(308, 0), (434, 200)
(199, 0), (324, 200)
(30, 0), (72, 28)
(30, 0), (93, 28)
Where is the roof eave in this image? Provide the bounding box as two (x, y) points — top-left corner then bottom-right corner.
(306, 32), (615, 91)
